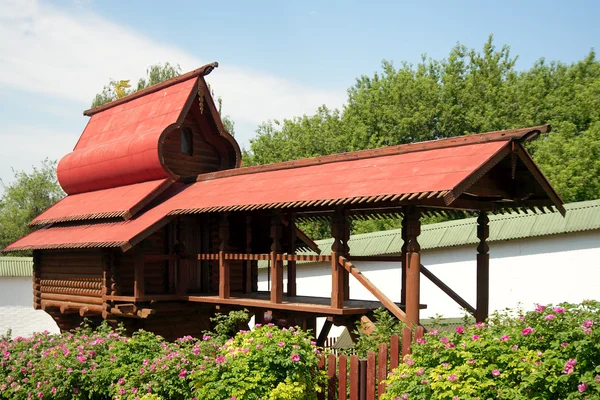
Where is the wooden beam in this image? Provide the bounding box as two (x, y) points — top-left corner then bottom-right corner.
(420, 265), (476, 316)
(317, 319), (333, 346)
(331, 210), (345, 309)
(476, 211), (490, 322)
(404, 206), (421, 326)
(347, 255), (404, 262)
(338, 256), (407, 324)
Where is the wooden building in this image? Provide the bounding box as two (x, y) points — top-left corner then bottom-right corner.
(3, 63), (565, 342)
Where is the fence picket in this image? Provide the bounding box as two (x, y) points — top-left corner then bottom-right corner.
(350, 355), (359, 400)
(328, 353), (337, 400)
(366, 352), (376, 400)
(402, 326), (412, 357)
(390, 334), (399, 370)
(339, 354), (347, 399)
(377, 343), (388, 395)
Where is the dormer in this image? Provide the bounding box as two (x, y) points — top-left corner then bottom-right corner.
(57, 62), (241, 195)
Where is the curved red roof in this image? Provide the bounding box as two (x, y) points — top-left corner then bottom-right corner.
(57, 78), (196, 194)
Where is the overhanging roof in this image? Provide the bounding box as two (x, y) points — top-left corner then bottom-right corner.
(30, 179), (173, 226)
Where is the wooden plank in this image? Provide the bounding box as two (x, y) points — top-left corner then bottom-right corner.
(339, 256), (407, 323)
(378, 343), (388, 395)
(339, 354), (348, 400)
(350, 355), (359, 400)
(390, 334), (400, 371)
(366, 352), (376, 400)
(328, 354), (337, 400)
(420, 265), (476, 316)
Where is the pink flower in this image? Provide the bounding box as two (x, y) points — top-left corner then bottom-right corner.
(596, 375), (600, 383)
(118, 378), (124, 385)
(447, 374), (457, 382)
(521, 327), (534, 336)
(561, 342), (569, 347)
(553, 306), (565, 313)
(215, 356), (226, 365)
(445, 343), (455, 349)
(583, 319), (594, 328)
(266, 332), (273, 338)
(428, 330), (439, 336)
(501, 335), (509, 341)
(416, 368), (425, 376)
(291, 354), (300, 362)
(564, 359), (577, 375)
(51, 387), (56, 393)
(416, 338), (427, 345)
(38, 392), (43, 398)
(178, 369), (187, 379)
(73, 388), (78, 394)
(578, 382), (587, 392)
(256, 344), (263, 350)
(400, 394), (408, 399)
(535, 304), (546, 312)
(455, 327), (464, 334)
(545, 314), (555, 321)
(277, 341), (285, 347)
(492, 369), (500, 377)
(471, 335), (480, 341)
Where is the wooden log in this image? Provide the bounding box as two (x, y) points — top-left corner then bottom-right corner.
(38, 287), (102, 297)
(40, 293), (103, 305)
(41, 300), (102, 314)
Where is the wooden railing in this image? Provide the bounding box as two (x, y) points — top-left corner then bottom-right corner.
(317, 328), (424, 400)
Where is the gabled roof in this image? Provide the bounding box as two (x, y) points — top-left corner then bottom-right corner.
(3, 125), (565, 253)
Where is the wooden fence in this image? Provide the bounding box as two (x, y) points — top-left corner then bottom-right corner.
(317, 326), (424, 399)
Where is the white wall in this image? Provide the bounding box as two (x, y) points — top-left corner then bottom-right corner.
(0, 276), (60, 338)
(258, 231), (600, 320)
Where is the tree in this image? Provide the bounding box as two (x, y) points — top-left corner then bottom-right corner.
(244, 36), (600, 236)
(0, 159), (65, 253)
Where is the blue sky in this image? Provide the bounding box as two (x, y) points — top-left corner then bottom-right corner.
(0, 0), (598, 189)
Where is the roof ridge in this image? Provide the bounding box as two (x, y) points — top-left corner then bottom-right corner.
(83, 62), (218, 116)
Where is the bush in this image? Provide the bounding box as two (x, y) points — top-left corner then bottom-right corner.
(0, 315), (324, 399)
(382, 301), (600, 399)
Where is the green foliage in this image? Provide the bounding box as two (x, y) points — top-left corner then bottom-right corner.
(207, 308), (250, 345)
(349, 308), (405, 358)
(0, 313), (324, 400)
(244, 36), (600, 220)
(382, 301), (600, 399)
(0, 159), (64, 253)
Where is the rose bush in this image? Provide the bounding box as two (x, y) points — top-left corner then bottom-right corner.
(382, 300), (600, 399)
(0, 316), (324, 399)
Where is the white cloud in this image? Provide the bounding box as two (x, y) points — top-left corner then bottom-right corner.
(0, 0), (346, 147)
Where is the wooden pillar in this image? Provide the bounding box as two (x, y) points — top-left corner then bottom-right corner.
(400, 216), (408, 305)
(270, 213), (283, 303)
(243, 215), (253, 294)
(200, 216), (210, 293)
(342, 211), (351, 301)
(101, 250), (113, 319)
(331, 210), (346, 309)
(476, 211), (490, 323)
(287, 213), (297, 297)
(134, 252), (145, 299)
(404, 206), (421, 326)
(219, 213), (230, 299)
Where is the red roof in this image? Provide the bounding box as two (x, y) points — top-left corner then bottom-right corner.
(163, 141), (506, 213)
(57, 78), (196, 194)
(5, 184), (185, 252)
(30, 178), (173, 226)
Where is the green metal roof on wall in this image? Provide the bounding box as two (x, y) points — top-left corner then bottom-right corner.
(304, 199), (600, 258)
(0, 257), (33, 277)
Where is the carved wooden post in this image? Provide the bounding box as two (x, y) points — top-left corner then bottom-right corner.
(243, 215), (253, 294)
(134, 251), (145, 299)
(476, 211), (490, 323)
(331, 210), (346, 309)
(270, 213), (283, 303)
(32, 251), (41, 310)
(400, 216), (408, 305)
(342, 211), (351, 301)
(404, 206), (421, 326)
(219, 213), (230, 299)
(287, 213), (297, 297)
